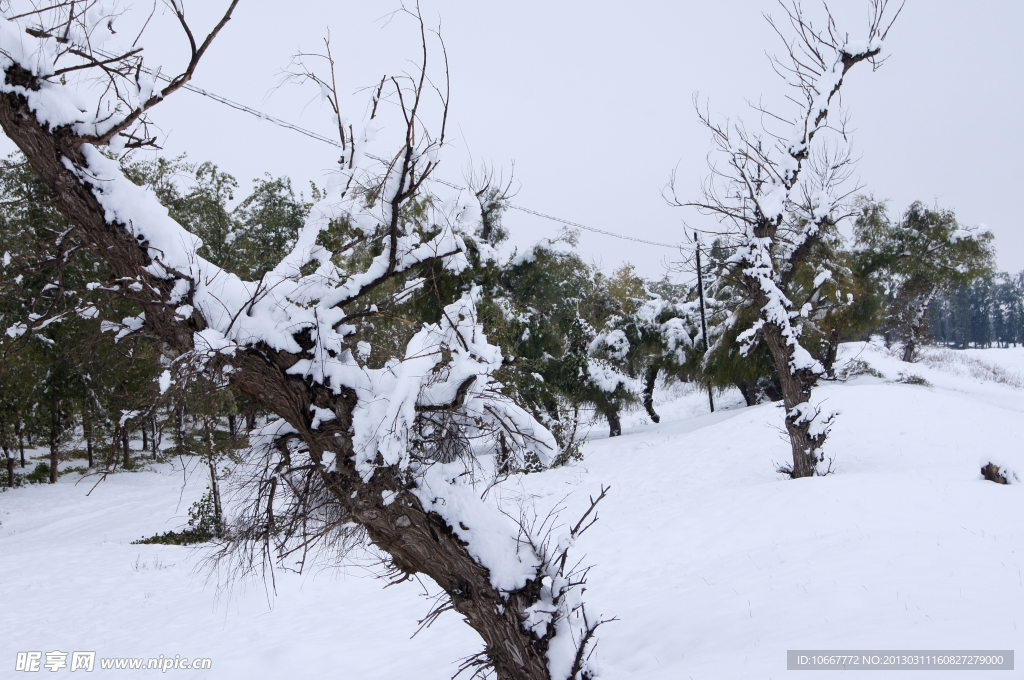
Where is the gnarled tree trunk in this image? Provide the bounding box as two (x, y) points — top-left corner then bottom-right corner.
(642, 365), (660, 423)
(760, 323), (824, 478)
(0, 57), (595, 680)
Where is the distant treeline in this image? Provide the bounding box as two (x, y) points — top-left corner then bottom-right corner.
(929, 273), (1024, 348)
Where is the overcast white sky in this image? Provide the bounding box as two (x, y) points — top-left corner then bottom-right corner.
(17, 1), (1023, 278)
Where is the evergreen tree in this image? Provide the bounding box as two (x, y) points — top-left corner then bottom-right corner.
(853, 198), (995, 361)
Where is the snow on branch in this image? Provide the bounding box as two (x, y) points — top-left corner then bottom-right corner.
(668, 0), (901, 374)
(0, 4), (608, 676)
(666, 0), (901, 478)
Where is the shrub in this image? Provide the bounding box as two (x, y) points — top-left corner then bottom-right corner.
(24, 463), (51, 484)
(895, 372), (931, 386)
(133, 489), (222, 545)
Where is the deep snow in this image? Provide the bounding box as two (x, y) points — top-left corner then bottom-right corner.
(2, 341), (1022, 678)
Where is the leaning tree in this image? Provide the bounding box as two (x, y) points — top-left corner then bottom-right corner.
(668, 0), (903, 478)
(0, 3), (609, 678)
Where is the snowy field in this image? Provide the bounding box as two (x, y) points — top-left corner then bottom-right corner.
(2, 341), (1022, 678)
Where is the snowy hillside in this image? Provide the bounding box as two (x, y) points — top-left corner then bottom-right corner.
(3, 341), (1022, 678)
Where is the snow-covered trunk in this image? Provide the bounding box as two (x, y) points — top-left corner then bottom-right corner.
(205, 439), (222, 530)
(642, 365), (660, 424)
(759, 320), (822, 477)
(335, 473), (555, 680)
(225, 355), (583, 680)
(902, 286), (938, 363)
(734, 205), (835, 478)
(239, 372), (594, 680)
(741, 218), (831, 478)
(674, 1), (900, 477)
(901, 336), (915, 363)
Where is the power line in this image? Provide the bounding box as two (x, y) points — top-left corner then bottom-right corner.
(503, 204), (678, 249)
(127, 61), (681, 251)
(422, 177), (678, 249)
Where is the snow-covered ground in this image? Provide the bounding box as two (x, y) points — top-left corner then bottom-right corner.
(3, 341), (1022, 678)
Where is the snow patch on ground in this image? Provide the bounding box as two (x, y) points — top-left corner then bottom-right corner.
(3, 342), (1023, 678)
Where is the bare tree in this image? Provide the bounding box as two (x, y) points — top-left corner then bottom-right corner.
(669, 0), (903, 478)
(0, 2), (606, 678)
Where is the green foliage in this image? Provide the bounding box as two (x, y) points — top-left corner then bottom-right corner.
(0, 465), (20, 487)
(133, 488), (223, 545)
(232, 174), (310, 278)
(0, 151), (277, 482)
(121, 154), (311, 279)
(24, 462), (51, 484)
(929, 271), (1024, 349)
(835, 359), (885, 381)
(6, 141), (1013, 494)
(895, 372), (931, 387)
(853, 197), (996, 353)
(480, 240), (637, 443)
(0, 151), (160, 475)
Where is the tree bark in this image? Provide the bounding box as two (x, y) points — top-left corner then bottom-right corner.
(642, 365), (661, 424)
(205, 418), (223, 531)
(227, 353), (563, 680)
(741, 241), (826, 477)
(902, 285), (938, 363)
(17, 422), (25, 468)
(83, 409), (94, 469)
(208, 458), (222, 529)
(48, 403), (60, 484)
(175, 404), (186, 456)
(760, 321), (823, 478)
(821, 328), (840, 378)
(603, 404), (622, 438)
(151, 415), (160, 460)
(901, 337), (917, 363)
(122, 430), (131, 469)
(737, 379), (758, 407)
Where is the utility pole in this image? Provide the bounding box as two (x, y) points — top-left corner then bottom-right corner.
(695, 232), (715, 413)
